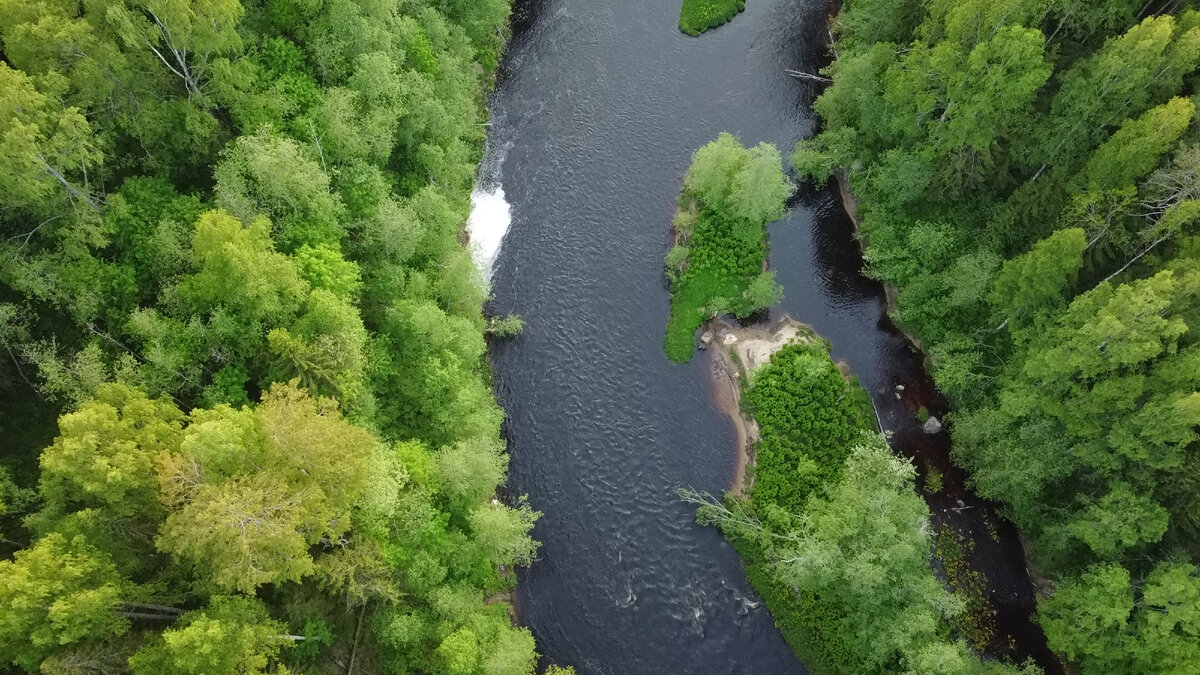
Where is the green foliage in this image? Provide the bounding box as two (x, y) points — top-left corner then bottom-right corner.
(487, 314), (525, 336)
(0, 534), (128, 671)
(156, 383), (375, 593)
(678, 0), (745, 36)
(687, 339), (1021, 673)
(1039, 562), (1200, 673)
(987, 228), (1087, 332)
(925, 466), (944, 493)
(664, 133), (793, 362)
(772, 438), (964, 671)
(37, 383), (183, 523)
(835, 0), (924, 47)
(746, 342), (873, 511)
(129, 595), (290, 675)
(0, 0), (533, 670)
(699, 431), (1011, 674)
(1082, 98), (1196, 192)
(811, 1), (1200, 670)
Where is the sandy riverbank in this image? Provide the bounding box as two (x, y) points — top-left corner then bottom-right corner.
(703, 315), (817, 495)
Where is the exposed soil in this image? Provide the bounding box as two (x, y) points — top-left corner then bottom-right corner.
(703, 315), (816, 494)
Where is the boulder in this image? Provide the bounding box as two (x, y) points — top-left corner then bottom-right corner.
(699, 330), (714, 349)
(922, 416), (943, 434)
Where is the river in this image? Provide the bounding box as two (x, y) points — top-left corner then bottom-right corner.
(481, 0), (1054, 673)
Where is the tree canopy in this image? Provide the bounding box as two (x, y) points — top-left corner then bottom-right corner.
(0, 0), (551, 672)
(801, 0), (1200, 671)
(664, 133), (793, 361)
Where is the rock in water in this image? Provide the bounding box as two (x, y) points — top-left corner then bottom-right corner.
(922, 416), (943, 434)
(699, 330), (714, 349)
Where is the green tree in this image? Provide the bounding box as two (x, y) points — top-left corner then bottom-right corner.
(1064, 484), (1169, 558)
(468, 499), (541, 568)
(106, 0), (246, 101)
(0, 63), (102, 212)
(1082, 98), (1196, 192)
(157, 383), (374, 592)
(1042, 15), (1200, 171)
(37, 383), (183, 522)
(213, 133), (344, 249)
(987, 228), (1087, 336)
(438, 627), (481, 674)
(129, 595), (292, 675)
(435, 436), (508, 515)
(0, 534), (128, 671)
(773, 436), (963, 669)
(178, 210), (308, 326)
(836, 0), (923, 47)
(1040, 562), (1200, 673)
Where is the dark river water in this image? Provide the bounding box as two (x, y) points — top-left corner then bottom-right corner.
(484, 0), (1054, 673)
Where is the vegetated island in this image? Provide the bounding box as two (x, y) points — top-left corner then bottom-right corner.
(679, 0), (746, 36)
(793, 0), (1200, 672)
(664, 132), (793, 362)
(687, 316), (1038, 675)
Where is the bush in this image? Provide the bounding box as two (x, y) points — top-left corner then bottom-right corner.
(679, 0), (746, 36)
(746, 342), (875, 511)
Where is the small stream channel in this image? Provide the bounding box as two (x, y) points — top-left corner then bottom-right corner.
(482, 0), (1057, 672)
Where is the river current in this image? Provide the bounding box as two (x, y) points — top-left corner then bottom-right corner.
(482, 0), (1049, 672)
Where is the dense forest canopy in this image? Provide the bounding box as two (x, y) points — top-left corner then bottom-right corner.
(0, 0), (557, 673)
(796, 0), (1200, 671)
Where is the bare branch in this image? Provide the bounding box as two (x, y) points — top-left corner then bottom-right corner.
(36, 155), (99, 212)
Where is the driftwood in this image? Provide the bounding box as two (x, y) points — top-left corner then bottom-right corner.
(785, 69), (832, 84)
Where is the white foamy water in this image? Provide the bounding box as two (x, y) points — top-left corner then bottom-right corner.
(466, 184), (511, 282)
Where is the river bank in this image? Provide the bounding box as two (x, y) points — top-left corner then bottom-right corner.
(825, 136), (1059, 675)
(486, 0), (1059, 669)
(796, 12), (1056, 664)
(702, 315), (819, 494)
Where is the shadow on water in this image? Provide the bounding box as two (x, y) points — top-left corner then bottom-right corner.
(771, 185), (1061, 672)
(484, 0), (1058, 672)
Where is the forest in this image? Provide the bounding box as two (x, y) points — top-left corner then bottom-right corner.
(792, 0), (1200, 671)
(0, 0), (558, 673)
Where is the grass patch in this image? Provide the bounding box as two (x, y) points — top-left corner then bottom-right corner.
(679, 0), (746, 36)
(934, 525), (996, 651)
(925, 465), (944, 493)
